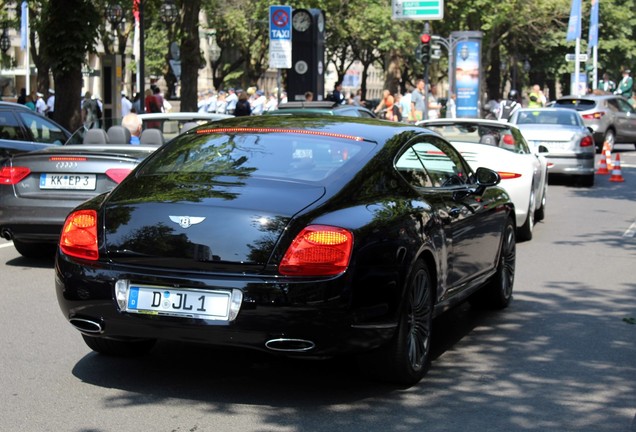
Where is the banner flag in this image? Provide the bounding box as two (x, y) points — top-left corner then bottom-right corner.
(588, 0), (599, 47)
(566, 0), (582, 42)
(20, 1), (28, 50)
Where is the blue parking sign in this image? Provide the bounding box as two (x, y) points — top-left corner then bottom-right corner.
(269, 5), (292, 68)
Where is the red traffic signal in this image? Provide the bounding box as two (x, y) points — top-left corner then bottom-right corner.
(420, 33), (431, 44)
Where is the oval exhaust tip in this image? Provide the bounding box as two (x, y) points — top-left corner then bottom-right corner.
(265, 338), (315, 352)
(69, 318), (103, 334)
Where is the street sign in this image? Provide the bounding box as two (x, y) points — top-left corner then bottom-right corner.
(392, 0), (444, 20)
(269, 5), (292, 69)
(565, 53), (588, 62)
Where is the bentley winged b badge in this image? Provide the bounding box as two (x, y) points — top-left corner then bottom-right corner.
(169, 216), (206, 229)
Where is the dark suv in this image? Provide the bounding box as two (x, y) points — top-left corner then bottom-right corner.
(0, 101), (71, 160)
(265, 101), (377, 118)
(553, 94), (636, 152)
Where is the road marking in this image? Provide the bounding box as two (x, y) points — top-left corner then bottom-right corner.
(624, 222), (636, 238)
(0, 242), (14, 249)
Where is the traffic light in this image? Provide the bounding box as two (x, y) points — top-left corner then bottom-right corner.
(420, 33), (431, 65)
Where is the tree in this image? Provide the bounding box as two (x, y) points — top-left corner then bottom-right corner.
(39, 0), (100, 131)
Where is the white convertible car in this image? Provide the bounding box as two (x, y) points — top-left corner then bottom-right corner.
(418, 119), (549, 241)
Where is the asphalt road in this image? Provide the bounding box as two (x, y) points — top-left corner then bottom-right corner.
(1, 145), (635, 432)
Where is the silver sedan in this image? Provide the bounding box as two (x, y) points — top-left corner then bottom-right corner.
(509, 108), (596, 187)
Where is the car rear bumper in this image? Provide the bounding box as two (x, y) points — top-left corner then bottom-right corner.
(55, 254), (399, 357)
(0, 195), (85, 242)
(546, 153), (595, 176)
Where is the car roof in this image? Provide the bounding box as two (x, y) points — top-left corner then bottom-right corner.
(0, 101), (32, 110)
(138, 112), (234, 121)
(271, 101), (376, 117)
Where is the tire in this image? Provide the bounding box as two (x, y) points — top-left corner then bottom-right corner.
(82, 334), (156, 357)
(516, 188), (535, 242)
(13, 240), (56, 259)
(534, 181), (547, 222)
(358, 261), (433, 386)
(471, 217), (516, 310)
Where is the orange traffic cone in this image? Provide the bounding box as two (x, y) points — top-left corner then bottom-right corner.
(609, 154), (625, 182)
(604, 143), (613, 170)
(596, 153), (609, 175)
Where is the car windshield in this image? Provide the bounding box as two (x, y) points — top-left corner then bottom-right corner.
(553, 99), (596, 111)
(136, 128), (370, 182)
(515, 110), (582, 126)
(425, 123), (524, 153)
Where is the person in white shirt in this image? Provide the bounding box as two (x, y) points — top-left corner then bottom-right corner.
(225, 88), (238, 114)
(264, 93), (278, 112)
(35, 92), (47, 115)
(251, 90), (266, 115)
(121, 90), (133, 117)
(45, 89), (55, 120)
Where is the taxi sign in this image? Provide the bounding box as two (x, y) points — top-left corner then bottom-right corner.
(269, 5), (292, 69)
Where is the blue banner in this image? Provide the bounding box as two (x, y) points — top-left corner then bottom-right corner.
(588, 0), (599, 47)
(566, 0), (581, 42)
(455, 41), (480, 118)
(20, 1), (28, 50)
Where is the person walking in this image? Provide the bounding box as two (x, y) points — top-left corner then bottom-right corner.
(225, 88), (238, 114)
(331, 82), (345, 105)
(81, 91), (100, 128)
(614, 69), (633, 99)
(35, 92), (47, 115)
(410, 79), (426, 122)
(121, 90), (133, 118)
(45, 89), (55, 120)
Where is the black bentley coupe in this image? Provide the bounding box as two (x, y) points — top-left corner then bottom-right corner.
(55, 115), (516, 385)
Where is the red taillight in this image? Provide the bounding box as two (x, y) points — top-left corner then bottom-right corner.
(0, 166), (31, 185)
(582, 112), (604, 120)
(502, 135), (515, 145)
(580, 136), (594, 147)
(106, 168), (133, 184)
(498, 171), (522, 180)
(279, 225), (353, 276)
(59, 210), (98, 261)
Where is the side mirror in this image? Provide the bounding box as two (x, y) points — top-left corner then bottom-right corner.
(475, 167), (500, 186)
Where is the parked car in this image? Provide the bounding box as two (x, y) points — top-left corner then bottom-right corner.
(55, 116), (516, 386)
(552, 94), (636, 152)
(265, 101), (377, 118)
(419, 118), (548, 241)
(509, 108), (596, 187)
(0, 113), (230, 258)
(0, 101), (71, 160)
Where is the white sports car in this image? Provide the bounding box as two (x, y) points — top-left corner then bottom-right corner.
(418, 119), (549, 241)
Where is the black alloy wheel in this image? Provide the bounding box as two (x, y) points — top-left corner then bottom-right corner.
(358, 261), (433, 386)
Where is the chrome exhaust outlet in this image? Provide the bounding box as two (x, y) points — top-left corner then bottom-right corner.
(1, 228), (13, 241)
(265, 338), (315, 352)
(69, 318), (103, 334)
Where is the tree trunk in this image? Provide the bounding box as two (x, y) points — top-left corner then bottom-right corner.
(53, 68), (83, 132)
(179, 0), (202, 112)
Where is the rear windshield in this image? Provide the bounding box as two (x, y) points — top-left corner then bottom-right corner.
(136, 129), (369, 182)
(553, 99), (596, 111)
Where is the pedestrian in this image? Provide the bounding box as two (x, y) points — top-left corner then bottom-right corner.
(410, 79), (426, 122)
(225, 88), (238, 114)
(497, 90), (520, 121)
(215, 90), (227, 114)
(614, 69), (633, 99)
(445, 93), (457, 118)
(374, 89), (391, 116)
(234, 90), (251, 116)
(598, 73), (616, 93)
(384, 95), (402, 122)
(427, 83), (442, 119)
(399, 90), (412, 122)
(25, 93), (35, 110)
(122, 113), (142, 145)
(17, 88), (26, 105)
(352, 89), (364, 106)
(527, 84), (546, 108)
(81, 91), (100, 128)
(144, 88), (161, 129)
(121, 90), (133, 118)
(35, 92), (47, 115)
(332, 82), (345, 105)
(279, 91), (288, 104)
(304, 91), (314, 102)
(264, 93), (278, 112)
(251, 90), (266, 115)
(45, 89), (55, 120)
(132, 92), (142, 113)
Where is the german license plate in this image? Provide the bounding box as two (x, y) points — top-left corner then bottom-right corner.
(39, 173), (96, 190)
(126, 285), (231, 320)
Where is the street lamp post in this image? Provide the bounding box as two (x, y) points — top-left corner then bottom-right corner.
(431, 33), (467, 98)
